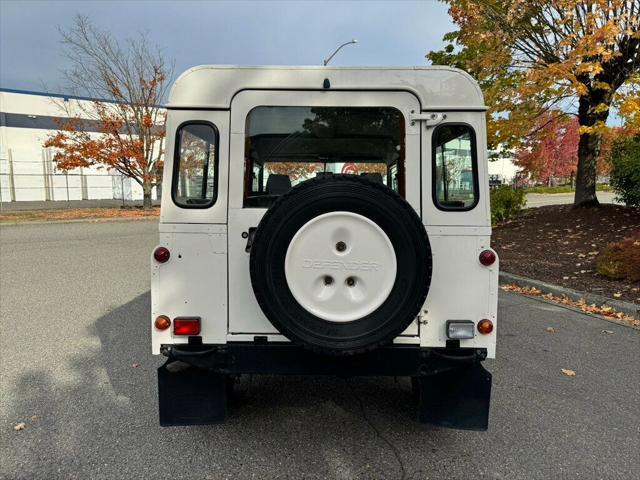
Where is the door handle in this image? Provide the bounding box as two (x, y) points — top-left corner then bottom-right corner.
(243, 227), (257, 253)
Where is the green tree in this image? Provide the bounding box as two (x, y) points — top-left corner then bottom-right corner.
(609, 134), (640, 206)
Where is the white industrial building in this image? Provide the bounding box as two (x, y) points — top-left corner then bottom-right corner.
(0, 88), (162, 204)
(487, 155), (519, 185)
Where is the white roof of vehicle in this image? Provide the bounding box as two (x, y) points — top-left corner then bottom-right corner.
(167, 65), (486, 110)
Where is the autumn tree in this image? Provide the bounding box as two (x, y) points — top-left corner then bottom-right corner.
(515, 113), (580, 183)
(597, 124), (638, 174)
(428, 0), (640, 207)
(44, 15), (173, 208)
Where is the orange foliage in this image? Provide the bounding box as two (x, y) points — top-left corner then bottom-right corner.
(428, 1), (640, 204)
(44, 100), (165, 187)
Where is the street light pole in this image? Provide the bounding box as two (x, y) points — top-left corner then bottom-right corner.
(323, 39), (358, 66)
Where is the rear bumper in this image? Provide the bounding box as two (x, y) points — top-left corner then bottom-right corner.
(160, 342), (487, 376)
(158, 343), (492, 430)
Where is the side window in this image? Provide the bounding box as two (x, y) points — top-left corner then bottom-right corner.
(433, 124), (478, 210)
(172, 122), (218, 208)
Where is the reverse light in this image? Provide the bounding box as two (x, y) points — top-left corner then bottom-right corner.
(154, 315), (171, 330)
(154, 246), (170, 263)
(478, 319), (494, 334)
(446, 320), (475, 340)
(173, 317), (201, 336)
(479, 249), (496, 266)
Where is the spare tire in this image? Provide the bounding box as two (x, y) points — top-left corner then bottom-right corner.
(250, 175), (432, 355)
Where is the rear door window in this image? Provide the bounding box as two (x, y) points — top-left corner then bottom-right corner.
(432, 124), (478, 210)
(244, 106), (404, 208)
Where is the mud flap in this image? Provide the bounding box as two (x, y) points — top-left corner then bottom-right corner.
(158, 360), (226, 426)
(414, 363), (492, 431)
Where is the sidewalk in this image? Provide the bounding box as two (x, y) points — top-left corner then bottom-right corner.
(525, 191), (618, 208)
(0, 199), (160, 212)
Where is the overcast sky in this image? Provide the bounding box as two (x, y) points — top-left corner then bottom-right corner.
(0, 0), (453, 94)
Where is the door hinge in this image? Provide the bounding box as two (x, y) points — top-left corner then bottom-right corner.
(409, 112), (447, 128)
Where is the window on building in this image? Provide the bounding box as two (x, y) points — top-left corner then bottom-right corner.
(173, 122), (218, 208)
(433, 124), (478, 210)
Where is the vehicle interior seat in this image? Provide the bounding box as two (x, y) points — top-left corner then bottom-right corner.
(360, 172), (384, 184)
(266, 174), (292, 195)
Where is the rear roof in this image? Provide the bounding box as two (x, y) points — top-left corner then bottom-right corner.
(167, 65), (486, 110)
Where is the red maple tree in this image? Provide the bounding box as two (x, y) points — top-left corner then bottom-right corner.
(515, 114), (580, 185)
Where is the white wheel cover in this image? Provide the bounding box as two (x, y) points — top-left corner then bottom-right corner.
(284, 211), (397, 322)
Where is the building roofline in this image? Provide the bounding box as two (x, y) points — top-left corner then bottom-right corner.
(0, 87), (116, 104)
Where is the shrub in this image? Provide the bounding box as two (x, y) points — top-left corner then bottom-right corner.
(596, 233), (640, 282)
(610, 135), (640, 207)
(490, 186), (526, 224)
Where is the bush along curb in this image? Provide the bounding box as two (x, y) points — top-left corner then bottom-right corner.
(499, 272), (640, 320)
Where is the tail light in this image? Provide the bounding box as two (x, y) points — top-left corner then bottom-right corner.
(154, 246), (170, 263)
(478, 319), (494, 334)
(479, 249), (496, 266)
(173, 317), (201, 336)
(154, 315), (171, 330)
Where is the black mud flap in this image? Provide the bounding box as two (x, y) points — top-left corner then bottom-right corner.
(158, 361), (226, 426)
(415, 363), (492, 431)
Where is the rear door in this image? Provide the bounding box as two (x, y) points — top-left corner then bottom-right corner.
(227, 90), (421, 336)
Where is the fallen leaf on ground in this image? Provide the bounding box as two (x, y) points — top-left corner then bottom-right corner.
(613, 293), (622, 298)
(546, 327), (557, 333)
(0, 207), (160, 224)
(561, 369), (576, 377)
(13, 422), (26, 431)
(501, 284), (640, 328)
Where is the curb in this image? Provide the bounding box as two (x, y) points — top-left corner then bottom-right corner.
(499, 272), (640, 319)
(0, 216), (159, 227)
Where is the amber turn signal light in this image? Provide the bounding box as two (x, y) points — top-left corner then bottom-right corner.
(479, 250), (496, 266)
(477, 319), (494, 334)
(154, 246), (170, 263)
(154, 315), (171, 330)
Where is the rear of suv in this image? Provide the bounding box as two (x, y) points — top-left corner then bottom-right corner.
(152, 66), (498, 430)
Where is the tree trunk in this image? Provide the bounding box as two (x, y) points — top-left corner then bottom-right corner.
(574, 130), (600, 207)
(573, 95), (609, 208)
(142, 181), (153, 210)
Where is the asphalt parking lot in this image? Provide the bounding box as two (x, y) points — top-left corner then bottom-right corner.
(1, 220), (638, 480)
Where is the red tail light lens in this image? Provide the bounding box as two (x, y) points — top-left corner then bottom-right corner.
(154, 246), (170, 263)
(479, 250), (496, 266)
(173, 317), (201, 336)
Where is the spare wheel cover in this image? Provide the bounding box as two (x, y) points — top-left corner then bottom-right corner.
(249, 175), (432, 355)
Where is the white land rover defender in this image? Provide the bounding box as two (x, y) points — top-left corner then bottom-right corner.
(152, 66), (498, 430)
